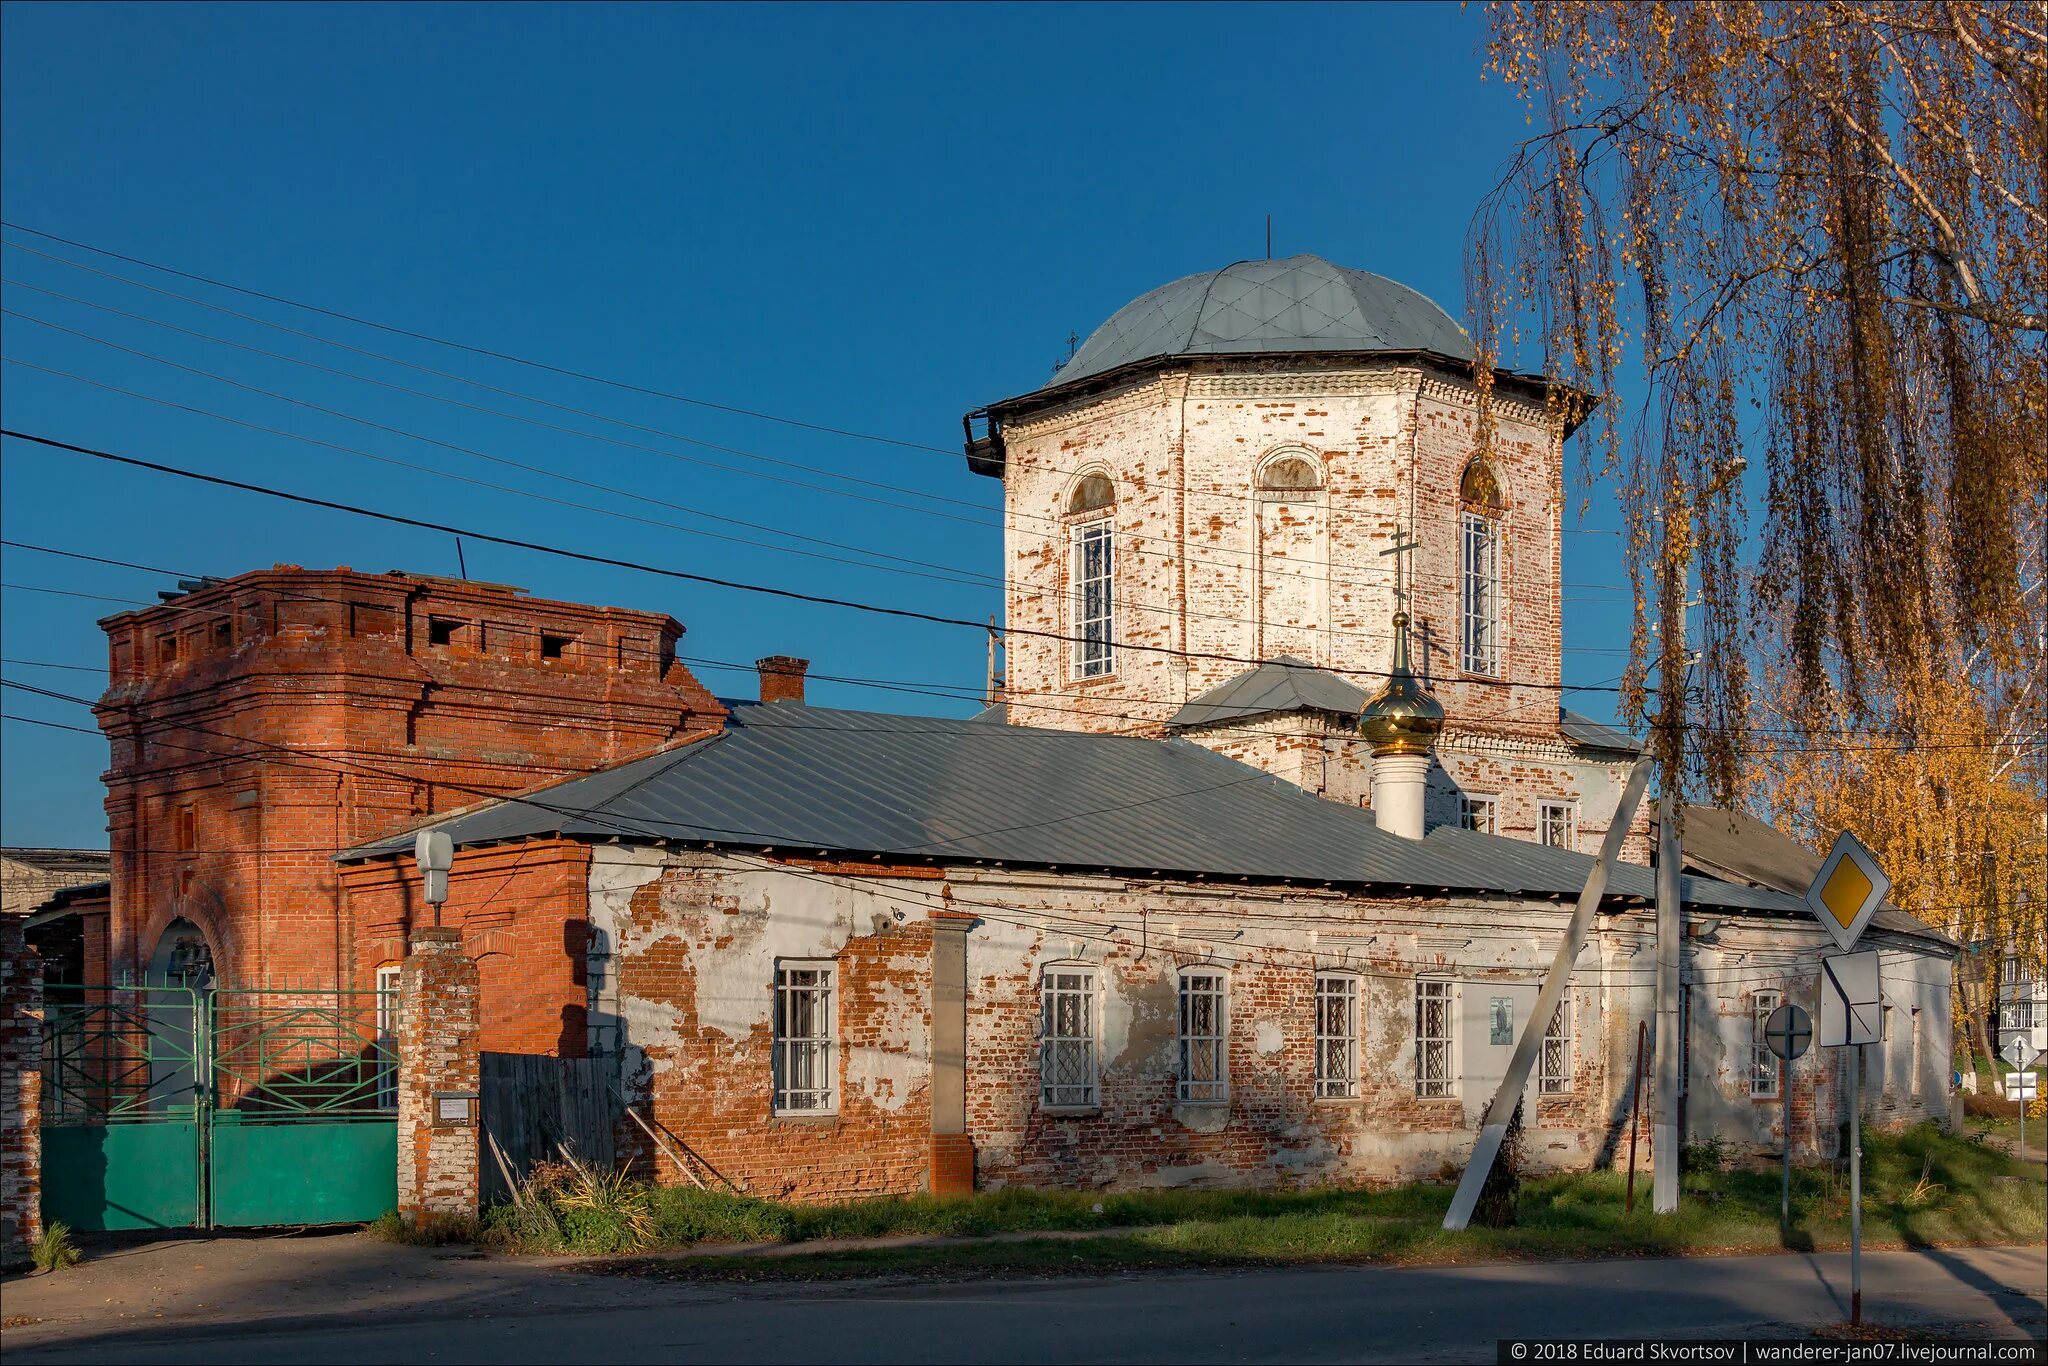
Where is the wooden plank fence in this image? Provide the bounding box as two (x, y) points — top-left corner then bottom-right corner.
(479, 1052), (617, 1203)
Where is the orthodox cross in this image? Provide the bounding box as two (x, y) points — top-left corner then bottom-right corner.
(1380, 532), (1421, 615)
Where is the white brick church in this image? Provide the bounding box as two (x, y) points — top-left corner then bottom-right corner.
(360, 254), (1956, 1199)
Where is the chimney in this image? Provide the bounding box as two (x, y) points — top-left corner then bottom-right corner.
(756, 655), (809, 705)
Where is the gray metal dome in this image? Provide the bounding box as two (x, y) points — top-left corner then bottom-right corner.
(1049, 254), (1475, 389)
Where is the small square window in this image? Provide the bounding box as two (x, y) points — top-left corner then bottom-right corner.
(1539, 801), (1579, 851)
(1459, 794), (1499, 834)
(211, 619), (232, 651)
(157, 635), (179, 666)
(541, 633), (572, 661)
(428, 619), (461, 648)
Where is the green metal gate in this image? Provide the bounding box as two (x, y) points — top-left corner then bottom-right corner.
(41, 985), (399, 1231)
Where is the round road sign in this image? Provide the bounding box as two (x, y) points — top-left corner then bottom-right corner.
(1766, 1003), (1813, 1062)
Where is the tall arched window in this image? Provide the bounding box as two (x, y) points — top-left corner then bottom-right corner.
(1458, 456), (1506, 676)
(1256, 449), (1329, 662)
(1067, 472), (1116, 679)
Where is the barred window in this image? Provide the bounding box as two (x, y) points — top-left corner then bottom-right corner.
(1460, 511), (1502, 675)
(1072, 521), (1115, 679)
(1315, 973), (1360, 1100)
(1539, 800), (1578, 851)
(1415, 979), (1454, 1098)
(1750, 990), (1782, 1099)
(772, 963), (836, 1114)
(1459, 794), (1499, 834)
(1539, 996), (1573, 1095)
(1178, 971), (1229, 1103)
(1040, 967), (1099, 1108)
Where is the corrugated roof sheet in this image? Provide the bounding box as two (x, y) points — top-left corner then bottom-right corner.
(1038, 256), (1476, 396)
(1559, 710), (1641, 754)
(342, 702), (1818, 917)
(1166, 663), (1644, 761)
(1167, 657), (1367, 728)
(1654, 803), (1954, 949)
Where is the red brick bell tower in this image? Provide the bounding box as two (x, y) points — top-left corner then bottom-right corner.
(93, 566), (725, 991)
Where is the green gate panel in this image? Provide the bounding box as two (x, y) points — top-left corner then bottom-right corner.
(42, 1123), (201, 1232)
(207, 1118), (398, 1227)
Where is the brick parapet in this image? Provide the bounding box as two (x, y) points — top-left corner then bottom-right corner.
(1, 915), (45, 1266)
(88, 565), (723, 993)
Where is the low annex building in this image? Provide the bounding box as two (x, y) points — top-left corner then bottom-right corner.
(340, 661), (1954, 1200)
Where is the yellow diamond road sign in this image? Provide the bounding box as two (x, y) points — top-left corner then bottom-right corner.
(1805, 831), (1890, 952)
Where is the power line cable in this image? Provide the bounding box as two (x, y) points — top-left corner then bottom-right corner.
(1, 231), (1633, 594)
(5, 341), (1627, 657)
(0, 222), (962, 456)
(0, 428), (1631, 696)
(3, 553), (2022, 755)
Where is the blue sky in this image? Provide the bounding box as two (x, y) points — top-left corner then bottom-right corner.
(0, 1), (1635, 849)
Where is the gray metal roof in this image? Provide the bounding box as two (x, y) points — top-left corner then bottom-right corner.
(1045, 255), (1475, 392)
(1653, 802), (1954, 950)
(1166, 662), (1643, 759)
(1559, 710), (1641, 754)
(341, 702), (1820, 917)
(1168, 658), (1367, 728)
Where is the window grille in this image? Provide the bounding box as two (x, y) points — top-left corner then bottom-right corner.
(1539, 801), (1578, 851)
(773, 963), (836, 1113)
(1460, 512), (1501, 675)
(1178, 971), (1229, 1102)
(1315, 973), (1360, 1099)
(1539, 996), (1573, 1095)
(1415, 979), (1454, 1098)
(1072, 522), (1115, 679)
(1750, 990), (1782, 1098)
(1459, 794), (1498, 834)
(1040, 968), (1098, 1107)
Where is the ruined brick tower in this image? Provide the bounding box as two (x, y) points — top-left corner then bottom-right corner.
(92, 566), (725, 990)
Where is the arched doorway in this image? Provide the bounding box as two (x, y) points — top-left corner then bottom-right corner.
(147, 917), (215, 1110)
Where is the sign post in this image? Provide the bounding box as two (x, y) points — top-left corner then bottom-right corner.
(1804, 831), (1890, 1327)
(2004, 1037), (2041, 1156)
(1765, 1002), (1813, 1238)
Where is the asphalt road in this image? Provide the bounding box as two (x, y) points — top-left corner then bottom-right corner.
(4, 1243), (2043, 1365)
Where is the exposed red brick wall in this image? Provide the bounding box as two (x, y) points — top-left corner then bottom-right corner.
(0, 916), (44, 1266)
(341, 840), (593, 1056)
(92, 566), (723, 992)
(611, 866), (933, 1203)
(396, 926), (480, 1225)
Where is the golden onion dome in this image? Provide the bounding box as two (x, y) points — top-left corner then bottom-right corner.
(1358, 611), (1445, 756)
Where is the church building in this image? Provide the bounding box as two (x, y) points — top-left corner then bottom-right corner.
(966, 255), (1642, 853)
(43, 255), (1956, 1202)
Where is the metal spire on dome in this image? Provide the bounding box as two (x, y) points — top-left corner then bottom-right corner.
(1358, 610), (1445, 759)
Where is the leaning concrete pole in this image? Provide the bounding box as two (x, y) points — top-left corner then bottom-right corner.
(1445, 758), (1652, 1231)
(1652, 790), (1682, 1214)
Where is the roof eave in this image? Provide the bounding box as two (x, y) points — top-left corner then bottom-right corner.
(967, 350), (1595, 479)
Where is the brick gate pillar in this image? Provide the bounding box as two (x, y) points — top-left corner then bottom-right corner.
(928, 910), (974, 1195)
(1, 915), (45, 1267)
(397, 927), (480, 1227)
